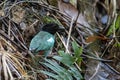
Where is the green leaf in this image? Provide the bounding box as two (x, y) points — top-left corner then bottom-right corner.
(58, 50), (66, 56)
(72, 41), (83, 57)
(107, 24), (113, 36)
(69, 66), (83, 80)
(54, 51), (75, 66)
(40, 59), (73, 80)
(42, 59), (66, 75)
(72, 41), (83, 65)
(107, 14), (120, 36)
(115, 15), (120, 29)
(76, 58), (82, 66)
(114, 42), (120, 47)
(40, 70), (59, 79)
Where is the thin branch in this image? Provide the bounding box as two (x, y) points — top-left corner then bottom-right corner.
(56, 33), (67, 50)
(89, 63), (100, 80)
(66, 17), (74, 53)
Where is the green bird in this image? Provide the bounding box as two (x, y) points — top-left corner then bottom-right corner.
(29, 23), (64, 57)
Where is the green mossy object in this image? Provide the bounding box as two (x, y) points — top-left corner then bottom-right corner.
(42, 16), (60, 25)
(29, 31), (55, 56)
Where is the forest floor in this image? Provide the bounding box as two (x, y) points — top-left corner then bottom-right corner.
(0, 0), (120, 80)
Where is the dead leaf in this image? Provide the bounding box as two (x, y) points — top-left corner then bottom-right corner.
(76, 13), (93, 36)
(12, 6), (25, 23)
(58, 0), (93, 36)
(58, 0), (78, 20)
(86, 35), (109, 43)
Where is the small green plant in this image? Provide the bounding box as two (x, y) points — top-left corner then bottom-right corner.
(107, 14), (120, 47)
(72, 41), (83, 66)
(107, 14), (120, 36)
(39, 41), (83, 80)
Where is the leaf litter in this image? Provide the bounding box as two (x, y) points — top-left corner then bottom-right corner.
(0, 0), (120, 80)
